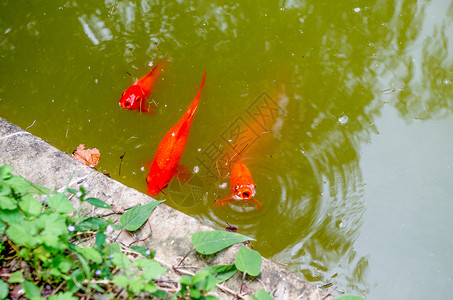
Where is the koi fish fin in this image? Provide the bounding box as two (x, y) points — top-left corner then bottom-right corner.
(146, 60), (168, 78)
(176, 165), (192, 182)
(139, 99), (156, 114)
(246, 197), (262, 210)
(142, 160), (153, 168)
(214, 196), (234, 208)
(186, 70), (206, 121)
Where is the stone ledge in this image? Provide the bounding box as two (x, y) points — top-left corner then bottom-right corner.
(0, 117), (334, 300)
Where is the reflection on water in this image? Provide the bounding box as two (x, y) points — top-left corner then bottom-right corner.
(1, 0), (453, 298)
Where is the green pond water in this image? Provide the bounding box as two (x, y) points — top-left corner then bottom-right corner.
(1, 1), (453, 298)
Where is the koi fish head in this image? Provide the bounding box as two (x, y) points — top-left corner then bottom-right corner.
(146, 167), (174, 196)
(119, 85), (145, 110)
(233, 183), (256, 200)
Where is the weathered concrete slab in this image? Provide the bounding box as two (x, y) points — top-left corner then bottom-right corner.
(0, 117), (334, 300)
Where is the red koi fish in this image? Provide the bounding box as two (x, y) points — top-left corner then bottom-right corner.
(215, 157), (262, 209)
(119, 60), (168, 113)
(146, 71), (206, 196)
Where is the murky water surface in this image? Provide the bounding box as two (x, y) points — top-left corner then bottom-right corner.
(1, 1), (453, 298)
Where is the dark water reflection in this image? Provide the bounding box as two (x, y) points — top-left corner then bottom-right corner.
(1, 0), (452, 298)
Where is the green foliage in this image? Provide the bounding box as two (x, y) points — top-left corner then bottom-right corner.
(119, 200), (165, 231)
(251, 289), (275, 300)
(235, 246), (261, 277)
(0, 165), (269, 299)
(191, 231), (254, 255)
(171, 270), (218, 300)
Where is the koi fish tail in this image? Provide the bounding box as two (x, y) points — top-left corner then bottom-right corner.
(186, 70), (206, 121)
(214, 196), (233, 208)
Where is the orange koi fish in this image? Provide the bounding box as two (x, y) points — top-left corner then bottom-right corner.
(146, 71), (206, 196)
(119, 60), (168, 113)
(215, 157), (262, 209)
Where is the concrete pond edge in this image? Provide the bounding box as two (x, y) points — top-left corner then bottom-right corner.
(0, 117), (334, 300)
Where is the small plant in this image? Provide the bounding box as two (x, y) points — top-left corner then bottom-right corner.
(0, 164), (276, 299)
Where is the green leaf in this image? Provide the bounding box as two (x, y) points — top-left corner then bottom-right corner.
(23, 281), (42, 299)
(6, 221), (38, 247)
(191, 231), (254, 255)
(85, 197), (112, 209)
(0, 165), (13, 179)
(95, 232), (106, 249)
(49, 292), (78, 300)
(0, 209), (24, 225)
(0, 182), (11, 196)
(202, 264), (237, 283)
(0, 195), (17, 210)
(67, 269), (85, 293)
(130, 245), (155, 258)
(0, 279), (8, 300)
(112, 251), (130, 269)
(335, 297), (364, 300)
(192, 270), (217, 292)
(75, 253), (91, 281)
(38, 213), (69, 249)
(251, 289), (275, 300)
(133, 259), (167, 280)
(47, 193), (74, 213)
(112, 275), (129, 287)
(8, 271), (24, 283)
(3, 175), (35, 194)
(235, 246), (261, 276)
(190, 288), (201, 298)
(75, 217), (107, 232)
(75, 246), (102, 264)
(119, 201), (164, 231)
(19, 195), (42, 216)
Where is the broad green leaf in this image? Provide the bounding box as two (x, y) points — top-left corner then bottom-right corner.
(75, 246), (102, 264)
(47, 193), (74, 213)
(39, 213), (68, 249)
(4, 175), (34, 194)
(235, 246), (261, 276)
(192, 270), (217, 292)
(0, 279), (8, 300)
(75, 217), (107, 232)
(335, 297), (364, 300)
(49, 292), (78, 300)
(112, 251), (130, 269)
(143, 281), (157, 293)
(8, 271), (24, 283)
(75, 253), (91, 280)
(67, 269), (85, 293)
(190, 288), (201, 298)
(85, 197), (112, 209)
(191, 231), (254, 255)
(133, 259), (167, 280)
(19, 195), (42, 216)
(130, 245), (155, 258)
(6, 222), (38, 247)
(0, 195), (17, 210)
(0, 182), (11, 196)
(23, 281), (42, 299)
(202, 264), (237, 283)
(128, 275), (145, 293)
(0, 209), (24, 225)
(0, 165), (13, 179)
(119, 201), (164, 231)
(251, 289), (275, 300)
(112, 275), (129, 287)
(95, 232), (106, 249)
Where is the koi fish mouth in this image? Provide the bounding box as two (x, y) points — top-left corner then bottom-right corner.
(234, 184), (256, 200)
